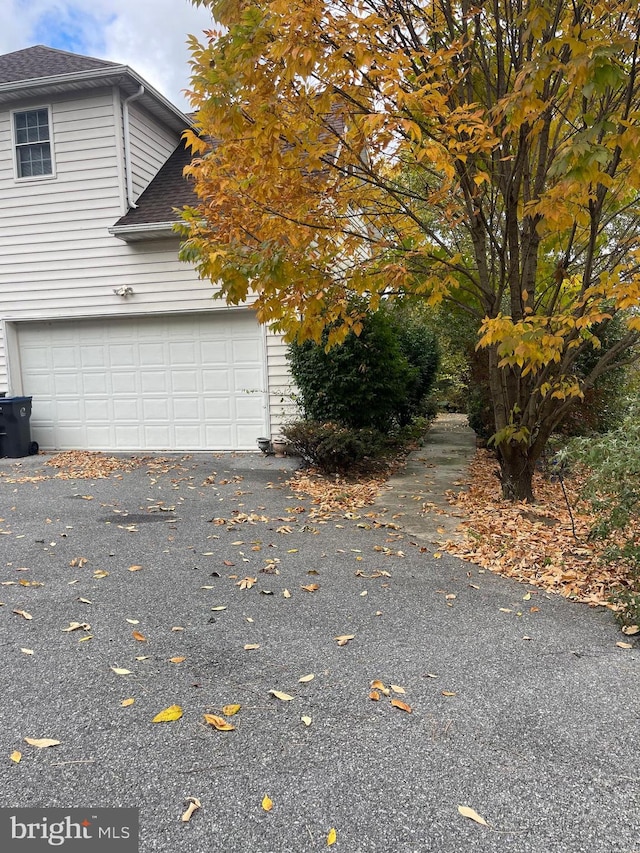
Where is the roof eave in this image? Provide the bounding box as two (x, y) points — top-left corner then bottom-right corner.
(109, 221), (182, 242)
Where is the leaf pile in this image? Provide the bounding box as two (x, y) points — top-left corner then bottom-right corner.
(288, 469), (386, 518)
(42, 451), (187, 480)
(446, 450), (631, 607)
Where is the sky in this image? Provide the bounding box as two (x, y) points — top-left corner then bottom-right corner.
(0, 0), (215, 110)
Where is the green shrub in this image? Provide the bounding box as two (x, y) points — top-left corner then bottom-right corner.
(560, 404), (640, 625)
(287, 307), (440, 431)
(282, 420), (386, 475)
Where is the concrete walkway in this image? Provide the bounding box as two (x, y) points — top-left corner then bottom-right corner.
(373, 413), (477, 544)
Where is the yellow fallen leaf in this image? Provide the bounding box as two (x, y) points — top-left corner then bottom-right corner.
(203, 714), (235, 731)
(301, 584), (320, 592)
(20, 648), (34, 655)
(269, 689), (294, 701)
(211, 606), (227, 611)
(244, 643), (260, 650)
(93, 570), (109, 579)
(390, 684), (406, 694)
(24, 738), (60, 748)
(10, 750), (22, 763)
(301, 716), (312, 727)
(445, 593), (456, 600)
(523, 592), (532, 600)
(111, 667), (132, 675)
(283, 589), (291, 598)
(370, 680), (390, 696)
(616, 641), (633, 649)
(126, 618), (139, 625)
(622, 625), (639, 636)
(78, 635), (92, 643)
(171, 626), (184, 631)
(222, 704), (241, 716)
(121, 698), (135, 707)
(169, 656), (186, 663)
(262, 795), (273, 812)
(13, 609), (32, 620)
(390, 698), (412, 713)
(128, 565), (143, 572)
(132, 631), (146, 642)
(441, 690), (456, 697)
(433, 552), (442, 558)
(457, 805), (488, 826)
(298, 674), (314, 683)
(152, 705), (183, 723)
(327, 827), (337, 846)
(181, 797), (201, 823)
(335, 634), (355, 646)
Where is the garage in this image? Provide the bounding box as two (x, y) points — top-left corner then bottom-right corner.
(14, 312), (269, 451)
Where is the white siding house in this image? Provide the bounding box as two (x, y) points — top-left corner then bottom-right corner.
(0, 45), (294, 452)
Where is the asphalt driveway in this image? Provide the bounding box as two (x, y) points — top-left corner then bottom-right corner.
(0, 450), (638, 852)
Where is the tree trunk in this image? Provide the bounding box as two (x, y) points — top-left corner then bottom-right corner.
(497, 443), (536, 502)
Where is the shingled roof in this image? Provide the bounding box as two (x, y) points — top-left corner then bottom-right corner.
(0, 44), (119, 84)
(111, 139), (196, 237)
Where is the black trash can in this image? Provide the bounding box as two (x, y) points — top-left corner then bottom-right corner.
(0, 396), (39, 458)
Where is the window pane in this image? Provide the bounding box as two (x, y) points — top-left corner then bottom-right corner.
(14, 110), (53, 178)
(17, 142), (52, 178)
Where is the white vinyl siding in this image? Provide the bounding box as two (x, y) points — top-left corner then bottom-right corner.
(127, 100), (180, 201)
(265, 331), (297, 433)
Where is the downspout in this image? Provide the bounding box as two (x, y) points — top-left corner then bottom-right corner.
(122, 84), (145, 209)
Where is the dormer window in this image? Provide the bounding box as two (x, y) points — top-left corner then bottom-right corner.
(13, 107), (54, 179)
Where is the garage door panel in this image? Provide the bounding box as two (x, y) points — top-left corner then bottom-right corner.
(18, 312), (267, 451)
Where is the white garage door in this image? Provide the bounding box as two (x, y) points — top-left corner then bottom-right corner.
(16, 312), (268, 451)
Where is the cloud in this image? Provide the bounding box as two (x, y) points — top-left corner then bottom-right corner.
(0, 0), (213, 109)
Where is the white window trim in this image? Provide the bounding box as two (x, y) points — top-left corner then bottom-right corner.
(10, 104), (57, 182)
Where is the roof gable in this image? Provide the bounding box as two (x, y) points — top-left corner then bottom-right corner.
(0, 45), (119, 84)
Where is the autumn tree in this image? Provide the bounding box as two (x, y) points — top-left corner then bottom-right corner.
(181, 0), (640, 501)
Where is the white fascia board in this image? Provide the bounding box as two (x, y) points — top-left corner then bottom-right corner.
(108, 221), (181, 241)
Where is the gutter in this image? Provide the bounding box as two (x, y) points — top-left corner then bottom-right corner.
(108, 221), (180, 241)
(122, 84), (145, 209)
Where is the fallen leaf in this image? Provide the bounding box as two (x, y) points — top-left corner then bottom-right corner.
(244, 644), (260, 650)
(523, 592), (532, 600)
(152, 705), (183, 723)
(93, 570), (109, 579)
(126, 618), (139, 625)
(10, 750), (22, 763)
(298, 674), (314, 683)
(283, 589), (291, 598)
(121, 698), (135, 707)
(130, 630), (147, 642)
(237, 577), (257, 590)
(262, 795), (273, 812)
(211, 605), (227, 611)
(390, 684), (406, 694)
(111, 667), (132, 675)
(269, 689), (294, 701)
(390, 699), (412, 713)
(434, 552), (443, 558)
(616, 641), (633, 649)
(128, 565), (143, 572)
(78, 597), (92, 604)
(20, 648), (34, 655)
(171, 626), (184, 631)
(62, 621), (91, 632)
(222, 704), (241, 716)
(78, 635), (92, 643)
(499, 608), (513, 613)
(13, 609), (32, 620)
(301, 716), (312, 726)
(301, 584), (320, 592)
(424, 673), (438, 678)
(169, 656), (186, 664)
(327, 827), (337, 846)
(622, 625), (639, 636)
(335, 634), (355, 646)
(181, 797), (201, 823)
(24, 738), (60, 749)
(135, 655), (148, 660)
(441, 690), (456, 697)
(370, 679), (390, 695)
(369, 690), (380, 701)
(445, 593), (456, 600)
(203, 714), (235, 731)
(457, 805), (488, 826)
